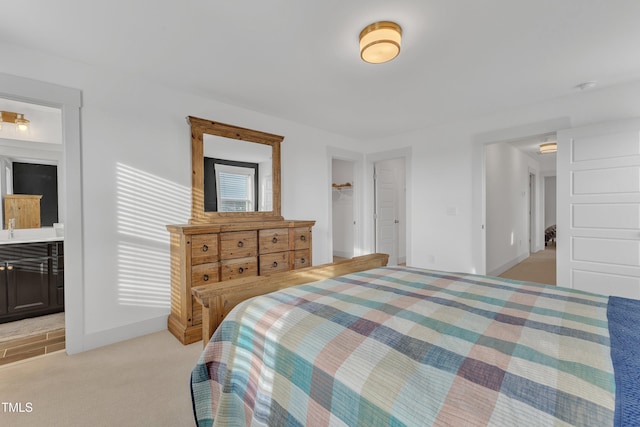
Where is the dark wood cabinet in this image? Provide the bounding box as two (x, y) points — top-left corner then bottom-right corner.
(6, 257), (50, 313)
(0, 268), (6, 315)
(0, 241), (64, 324)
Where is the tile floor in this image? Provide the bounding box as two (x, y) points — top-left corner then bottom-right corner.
(0, 328), (65, 366)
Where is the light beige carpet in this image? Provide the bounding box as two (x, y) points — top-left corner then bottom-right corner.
(0, 330), (203, 426)
(499, 246), (556, 286)
(0, 312), (65, 343)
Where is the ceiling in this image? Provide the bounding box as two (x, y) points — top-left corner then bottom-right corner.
(2, 1), (640, 140)
(507, 132), (557, 172)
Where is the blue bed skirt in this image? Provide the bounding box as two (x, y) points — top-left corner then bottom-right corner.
(607, 296), (640, 426)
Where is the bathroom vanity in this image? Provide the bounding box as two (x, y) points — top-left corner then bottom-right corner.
(0, 230), (64, 324)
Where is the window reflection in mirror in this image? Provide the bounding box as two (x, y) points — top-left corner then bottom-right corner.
(203, 134), (273, 212)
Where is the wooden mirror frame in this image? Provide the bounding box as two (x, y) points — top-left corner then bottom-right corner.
(189, 116), (283, 223)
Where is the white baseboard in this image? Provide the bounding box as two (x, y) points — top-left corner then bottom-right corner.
(80, 315), (168, 353)
(333, 250), (353, 259)
(488, 253), (529, 277)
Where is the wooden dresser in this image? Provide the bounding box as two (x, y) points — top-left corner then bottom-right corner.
(3, 195), (42, 229)
(166, 219), (315, 344)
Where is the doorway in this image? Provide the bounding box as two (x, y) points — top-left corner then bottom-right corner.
(484, 134), (557, 284)
(0, 73), (82, 356)
(0, 98), (66, 364)
(331, 158), (356, 260)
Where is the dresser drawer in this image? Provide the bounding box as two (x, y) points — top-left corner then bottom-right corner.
(191, 234), (219, 265)
(293, 249), (311, 269)
(293, 227), (311, 250)
(260, 251), (290, 275)
(220, 231), (257, 260)
(221, 257), (258, 280)
(191, 262), (220, 287)
(259, 228), (289, 254)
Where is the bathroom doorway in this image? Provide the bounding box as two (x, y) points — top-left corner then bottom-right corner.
(0, 97), (66, 364)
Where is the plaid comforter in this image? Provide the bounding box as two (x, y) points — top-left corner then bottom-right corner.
(191, 266), (621, 426)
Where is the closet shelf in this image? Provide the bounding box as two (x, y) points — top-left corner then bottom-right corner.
(332, 182), (353, 190)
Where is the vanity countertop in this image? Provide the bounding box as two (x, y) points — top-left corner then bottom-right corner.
(0, 227), (64, 245)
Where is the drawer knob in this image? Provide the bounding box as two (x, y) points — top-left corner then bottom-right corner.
(203, 274), (209, 282)
(237, 241), (244, 248)
(300, 235), (306, 241)
(7, 265), (13, 271)
(202, 244), (208, 252)
(238, 267), (245, 274)
(272, 237), (278, 243)
(272, 261), (278, 268)
(300, 258), (306, 264)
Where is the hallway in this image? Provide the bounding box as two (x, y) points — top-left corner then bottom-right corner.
(498, 245), (556, 286)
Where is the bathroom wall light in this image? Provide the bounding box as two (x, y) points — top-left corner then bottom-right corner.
(359, 21), (402, 64)
(15, 114), (30, 132)
(0, 111), (30, 132)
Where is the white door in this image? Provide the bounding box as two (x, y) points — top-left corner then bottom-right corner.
(375, 162), (398, 265)
(557, 117), (640, 298)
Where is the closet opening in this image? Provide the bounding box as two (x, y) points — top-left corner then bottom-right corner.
(331, 158), (356, 261)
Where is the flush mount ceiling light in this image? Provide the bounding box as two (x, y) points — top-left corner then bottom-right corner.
(539, 142), (557, 154)
(0, 111), (30, 132)
(359, 21), (402, 64)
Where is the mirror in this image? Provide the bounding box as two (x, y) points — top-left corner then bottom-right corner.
(189, 116), (283, 223)
(203, 135), (272, 212)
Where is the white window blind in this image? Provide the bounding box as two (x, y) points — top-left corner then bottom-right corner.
(214, 164), (255, 212)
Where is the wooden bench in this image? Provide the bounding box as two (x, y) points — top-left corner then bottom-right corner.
(191, 253), (389, 345)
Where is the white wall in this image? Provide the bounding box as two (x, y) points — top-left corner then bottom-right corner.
(0, 41), (365, 352)
(485, 142), (541, 275)
(363, 80), (640, 275)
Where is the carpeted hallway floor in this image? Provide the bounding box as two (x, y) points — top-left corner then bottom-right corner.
(498, 245), (556, 285)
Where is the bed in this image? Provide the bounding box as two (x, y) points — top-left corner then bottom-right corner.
(190, 254), (640, 426)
